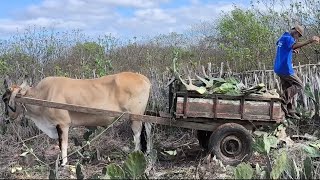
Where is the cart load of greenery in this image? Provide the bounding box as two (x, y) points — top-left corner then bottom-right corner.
(172, 57), (279, 98)
(176, 75), (279, 98)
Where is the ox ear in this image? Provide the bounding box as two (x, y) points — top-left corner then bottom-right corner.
(4, 76), (12, 91)
(19, 75), (30, 96)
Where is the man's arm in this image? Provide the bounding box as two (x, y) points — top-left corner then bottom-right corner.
(292, 36), (320, 50)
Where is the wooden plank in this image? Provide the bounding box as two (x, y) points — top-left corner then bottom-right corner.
(178, 118), (251, 130)
(219, 62), (224, 78)
(183, 92), (188, 118)
(213, 95), (218, 119)
(216, 113), (241, 120)
(175, 92), (281, 102)
(240, 97), (244, 119)
(242, 114), (281, 121)
(178, 117), (213, 123)
(130, 114), (216, 131)
(174, 112), (283, 122)
(16, 96), (125, 116)
(15, 96), (220, 131)
(175, 94), (284, 122)
(179, 117), (279, 130)
(175, 112), (243, 120)
(270, 100), (274, 120)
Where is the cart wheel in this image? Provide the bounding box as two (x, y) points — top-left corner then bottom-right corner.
(208, 123), (253, 166)
(196, 130), (212, 150)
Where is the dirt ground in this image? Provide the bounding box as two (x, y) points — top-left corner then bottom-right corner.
(0, 117), (233, 179)
(0, 116), (319, 179)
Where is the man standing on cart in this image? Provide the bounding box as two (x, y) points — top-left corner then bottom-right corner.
(274, 25), (319, 119)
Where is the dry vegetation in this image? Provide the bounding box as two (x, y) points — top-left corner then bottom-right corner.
(1, 0), (320, 179)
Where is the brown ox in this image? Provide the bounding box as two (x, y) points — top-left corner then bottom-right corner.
(2, 72), (152, 166)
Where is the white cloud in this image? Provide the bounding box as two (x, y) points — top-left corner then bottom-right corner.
(0, 0), (244, 38)
(189, 0), (201, 5)
(0, 19), (23, 33)
(92, 0), (170, 8)
(24, 0), (115, 19)
(134, 8), (176, 23)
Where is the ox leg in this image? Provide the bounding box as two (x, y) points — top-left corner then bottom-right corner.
(56, 125), (69, 166)
(144, 122), (152, 154)
(56, 125), (63, 151)
(131, 120), (142, 151)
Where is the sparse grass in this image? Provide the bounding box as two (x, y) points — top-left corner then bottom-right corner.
(1, 1), (320, 177)
(2, 111), (320, 179)
(0, 116), (202, 178)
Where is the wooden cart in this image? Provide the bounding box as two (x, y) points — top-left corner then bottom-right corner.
(167, 78), (285, 165)
(15, 78), (285, 166)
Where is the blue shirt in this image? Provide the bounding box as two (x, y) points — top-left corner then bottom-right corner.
(273, 32), (296, 75)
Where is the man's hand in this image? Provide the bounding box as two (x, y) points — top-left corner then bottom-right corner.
(293, 36), (319, 49)
(293, 49), (300, 54)
(311, 36), (320, 44)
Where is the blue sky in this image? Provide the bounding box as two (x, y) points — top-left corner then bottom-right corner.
(0, 0), (251, 39)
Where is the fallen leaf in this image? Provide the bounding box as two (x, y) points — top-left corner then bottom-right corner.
(69, 165), (76, 173)
(11, 166), (22, 173)
(11, 168), (16, 173)
(253, 130), (267, 137)
(20, 151), (29, 157)
(164, 150), (177, 156)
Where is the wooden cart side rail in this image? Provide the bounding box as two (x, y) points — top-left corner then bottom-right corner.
(174, 91), (284, 122)
(175, 91), (282, 102)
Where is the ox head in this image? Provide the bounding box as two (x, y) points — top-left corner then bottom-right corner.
(2, 76), (30, 120)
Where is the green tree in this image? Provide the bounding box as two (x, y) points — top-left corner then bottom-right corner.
(217, 8), (274, 71)
(0, 56), (10, 75)
(72, 42), (105, 58)
(65, 42), (113, 77)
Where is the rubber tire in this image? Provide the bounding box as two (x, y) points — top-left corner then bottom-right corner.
(208, 123), (253, 166)
(196, 130), (212, 150)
